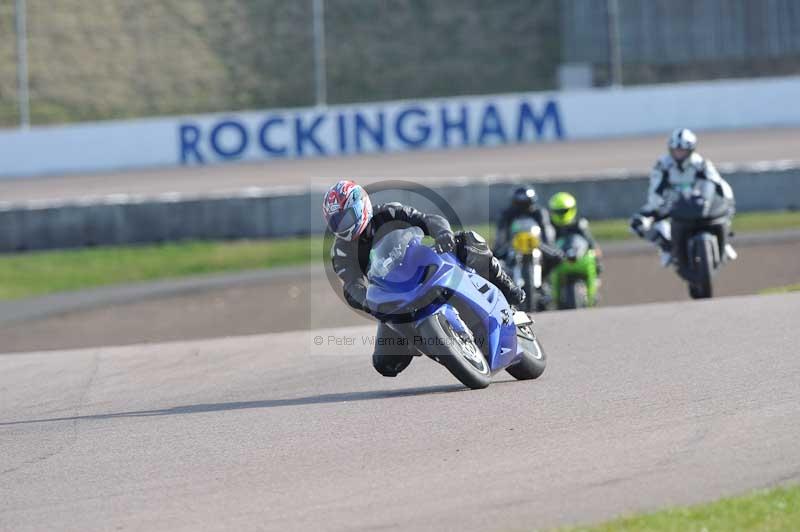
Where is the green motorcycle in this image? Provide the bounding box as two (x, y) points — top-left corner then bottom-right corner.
(550, 233), (599, 310)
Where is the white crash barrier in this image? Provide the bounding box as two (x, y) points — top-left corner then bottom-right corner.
(2, 76), (800, 178)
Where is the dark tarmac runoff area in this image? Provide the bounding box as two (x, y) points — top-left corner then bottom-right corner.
(0, 235), (798, 354)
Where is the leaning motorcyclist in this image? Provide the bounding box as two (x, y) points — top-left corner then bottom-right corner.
(630, 128), (736, 267)
(323, 180), (525, 377)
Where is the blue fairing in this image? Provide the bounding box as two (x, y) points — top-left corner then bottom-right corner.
(366, 231), (519, 373)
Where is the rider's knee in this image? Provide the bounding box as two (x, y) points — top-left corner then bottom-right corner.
(372, 323), (413, 376)
(372, 354), (412, 377)
(373, 323), (409, 357)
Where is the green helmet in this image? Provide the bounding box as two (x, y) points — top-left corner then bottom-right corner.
(549, 192), (577, 226)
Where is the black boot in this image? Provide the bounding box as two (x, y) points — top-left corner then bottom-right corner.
(488, 258), (526, 306)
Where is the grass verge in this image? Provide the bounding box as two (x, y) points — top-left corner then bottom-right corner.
(1, 210), (799, 301)
(0, 237), (320, 300)
(560, 484), (800, 532)
(760, 283), (800, 295)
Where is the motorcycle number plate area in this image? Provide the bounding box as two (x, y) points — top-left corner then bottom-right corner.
(469, 273), (485, 289)
(469, 273), (494, 298)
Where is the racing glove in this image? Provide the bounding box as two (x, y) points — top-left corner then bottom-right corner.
(629, 216), (646, 237)
(434, 231), (456, 254)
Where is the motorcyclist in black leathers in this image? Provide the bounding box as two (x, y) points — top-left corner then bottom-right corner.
(323, 180), (525, 377)
(493, 185), (565, 285)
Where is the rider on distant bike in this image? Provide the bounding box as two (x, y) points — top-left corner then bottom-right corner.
(549, 192), (601, 258)
(548, 192), (603, 305)
(493, 185), (565, 274)
(323, 180), (525, 377)
(630, 128), (736, 266)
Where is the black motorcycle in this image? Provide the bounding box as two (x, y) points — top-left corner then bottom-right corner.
(504, 216), (549, 312)
(664, 186), (735, 299)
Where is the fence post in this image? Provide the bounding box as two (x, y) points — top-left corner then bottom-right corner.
(15, 0), (31, 128)
(312, 0), (327, 106)
(607, 0), (623, 87)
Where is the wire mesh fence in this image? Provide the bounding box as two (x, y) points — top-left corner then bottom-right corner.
(1, 0), (558, 127)
(562, 0), (800, 86)
(1, 0), (799, 128)
(0, 1), (19, 126)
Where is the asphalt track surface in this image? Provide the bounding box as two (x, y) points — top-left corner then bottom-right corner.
(2, 291), (800, 531)
(1, 234), (798, 354)
(1, 128), (799, 203)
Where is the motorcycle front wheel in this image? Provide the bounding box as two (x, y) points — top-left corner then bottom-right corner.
(562, 280), (589, 309)
(688, 234), (715, 299)
(506, 323), (547, 380)
(520, 261), (542, 312)
(416, 313), (492, 390)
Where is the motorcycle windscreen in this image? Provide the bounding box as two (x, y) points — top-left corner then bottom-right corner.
(367, 227), (425, 281)
(670, 185), (733, 222)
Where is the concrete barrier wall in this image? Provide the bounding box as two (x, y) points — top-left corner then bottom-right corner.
(1, 168), (798, 252)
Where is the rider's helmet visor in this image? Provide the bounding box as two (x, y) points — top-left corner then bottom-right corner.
(670, 147), (691, 162)
(330, 209), (357, 238)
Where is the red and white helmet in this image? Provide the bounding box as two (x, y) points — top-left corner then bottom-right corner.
(322, 180), (373, 241)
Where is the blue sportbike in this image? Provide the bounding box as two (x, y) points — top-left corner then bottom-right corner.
(365, 227), (547, 390)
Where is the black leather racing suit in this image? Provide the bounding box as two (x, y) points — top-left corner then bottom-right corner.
(330, 202), (519, 377)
